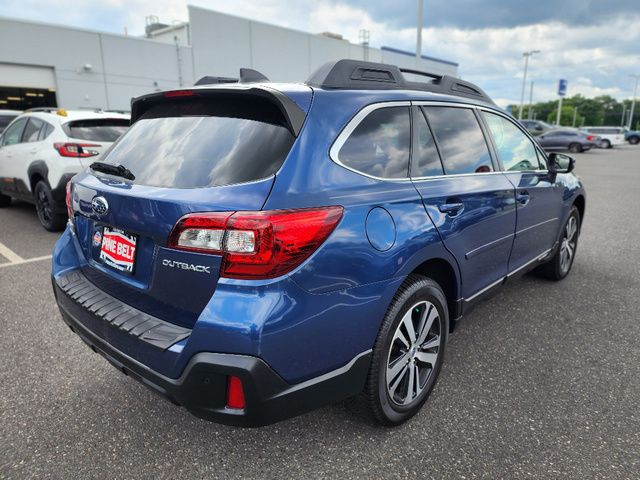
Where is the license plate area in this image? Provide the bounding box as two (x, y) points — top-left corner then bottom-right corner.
(98, 226), (138, 274)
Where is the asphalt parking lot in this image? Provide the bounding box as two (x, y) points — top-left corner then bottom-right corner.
(1, 146), (639, 479)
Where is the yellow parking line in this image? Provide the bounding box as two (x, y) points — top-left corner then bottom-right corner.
(0, 241), (24, 263)
(0, 254), (52, 269)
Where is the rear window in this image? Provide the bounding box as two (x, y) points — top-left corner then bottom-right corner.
(100, 97), (296, 188)
(63, 118), (129, 142)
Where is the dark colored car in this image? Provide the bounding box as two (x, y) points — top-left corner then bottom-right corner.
(624, 127), (640, 145)
(0, 109), (21, 133)
(536, 128), (597, 153)
(51, 60), (586, 427)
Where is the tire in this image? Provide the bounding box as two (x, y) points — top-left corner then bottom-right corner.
(34, 180), (67, 232)
(535, 206), (580, 281)
(601, 139), (611, 149)
(349, 274), (449, 426)
(0, 192), (11, 207)
(568, 143), (582, 153)
(629, 136), (639, 145)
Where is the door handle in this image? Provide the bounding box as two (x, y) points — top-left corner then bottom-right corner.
(439, 202), (465, 216)
(29, 148), (38, 154)
(516, 191), (530, 206)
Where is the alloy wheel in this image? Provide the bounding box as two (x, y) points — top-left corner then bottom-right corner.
(559, 215), (578, 273)
(36, 187), (53, 225)
(386, 301), (441, 406)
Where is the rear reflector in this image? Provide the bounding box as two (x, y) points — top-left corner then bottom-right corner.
(168, 206), (344, 279)
(226, 376), (246, 409)
(65, 181), (74, 223)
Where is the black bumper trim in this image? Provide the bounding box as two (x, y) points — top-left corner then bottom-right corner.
(53, 274), (372, 427)
(56, 271), (191, 350)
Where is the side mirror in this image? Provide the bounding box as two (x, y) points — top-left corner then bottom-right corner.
(548, 152), (575, 174)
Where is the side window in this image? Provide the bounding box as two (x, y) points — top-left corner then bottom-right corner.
(413, 108), (444, 177)
(481, 111), (542, 171)
(338, 106), (411, 179)
(22, 118), (45, 142)
(38, 122), (54, 141)
(1, 118), (27, 146)
(423, 106), (493, 175)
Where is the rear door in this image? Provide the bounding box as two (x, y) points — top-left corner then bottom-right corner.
(0, 117), (28, 195)
(480, 110), (563, 272)
(70, 89), (308, 328)
(411, 104), (517, 299)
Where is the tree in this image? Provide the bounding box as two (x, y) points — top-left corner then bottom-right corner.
(546, 106), (584, 127)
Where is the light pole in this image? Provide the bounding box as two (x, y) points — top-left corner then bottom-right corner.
(416, 0), (424, 63)
(628, 74), (639, 129)
(527, 81), (534, 120)
(519, 50), (540, 120)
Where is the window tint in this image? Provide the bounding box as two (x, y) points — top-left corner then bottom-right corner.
(22, 118), (44, 142)
(423, 106), (493, 175)
(101, 98), (295, 188)
(38, 122), (54, 141)
(413, 108), (444, 177)
(482, 112), (542, 171)
(63, 119), (129, 142)
(1, 118), (27, 146)
(338, 106), (410, 179)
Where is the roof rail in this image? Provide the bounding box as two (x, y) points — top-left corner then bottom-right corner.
(194, 68), (270, 86)
(306, 59), (494, 105)
(24, 107), (58, 112)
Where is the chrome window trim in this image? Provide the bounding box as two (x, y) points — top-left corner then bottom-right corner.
(329, 99), (552, 183)
(329, 101), (413, 183)
(475, 106), (551, 173)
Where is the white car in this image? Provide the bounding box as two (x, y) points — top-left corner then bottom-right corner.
(581, 126), (626, 149)
(0, 108), (129, 230)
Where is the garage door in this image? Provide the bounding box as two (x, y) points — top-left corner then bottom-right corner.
(0, 63), (56, 90)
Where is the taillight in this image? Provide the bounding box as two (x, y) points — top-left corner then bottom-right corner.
(586, 135), (595, 141)
(65, 181), (74, 224)
(164, 90), (194, 97)
(168, 206), (344, 279)
(54, 143), (100, 158)
(226, 376), (246, 409)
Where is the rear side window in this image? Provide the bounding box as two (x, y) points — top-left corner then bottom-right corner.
(101, 96), (296, 188)
(413, 108), (444, 177)
(337, 106), (410, 179)
(38, 122), (54, 141)
(63, 119), (129, 142)
(22, 118), (44, 142)
(423, 107), (493, 175)
(482, 111), (543, 171)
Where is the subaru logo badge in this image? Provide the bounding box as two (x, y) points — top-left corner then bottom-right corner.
(91, 196), (109, 216)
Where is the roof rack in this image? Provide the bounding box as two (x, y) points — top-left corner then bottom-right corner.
(24, 107), (58, 113)
(306, 59), (495, 105)
(194, 68), (270, 86)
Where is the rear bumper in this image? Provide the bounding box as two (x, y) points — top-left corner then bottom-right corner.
(53, 274), (371, 427)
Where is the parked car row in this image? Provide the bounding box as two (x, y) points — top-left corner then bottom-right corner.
(520, 120), (640, 153)
(0, 108), (129, 230)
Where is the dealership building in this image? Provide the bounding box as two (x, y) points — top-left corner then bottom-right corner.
(0, 6), (458, 111)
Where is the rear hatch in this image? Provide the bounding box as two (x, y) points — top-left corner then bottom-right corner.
(69, 86), (310, 328)
(62, 117), (130, 167)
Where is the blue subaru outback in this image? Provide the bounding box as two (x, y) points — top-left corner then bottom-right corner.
(52, 60), (585, 427)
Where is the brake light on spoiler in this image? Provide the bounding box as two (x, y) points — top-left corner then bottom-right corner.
(168, 206), (344, 279)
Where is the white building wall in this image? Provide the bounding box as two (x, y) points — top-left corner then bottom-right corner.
(0, 7), (457, 110)
(0, 17), (194, 110)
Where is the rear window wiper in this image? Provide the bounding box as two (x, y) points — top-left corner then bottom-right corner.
(90, 162), (135, 181)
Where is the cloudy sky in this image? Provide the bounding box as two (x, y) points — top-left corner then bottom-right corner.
(1, 0), (639, 107)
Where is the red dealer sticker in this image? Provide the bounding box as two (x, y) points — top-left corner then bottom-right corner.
(99, 227), (137, 273)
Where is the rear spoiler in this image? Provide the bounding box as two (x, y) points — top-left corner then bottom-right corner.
(130, 86), (306, 136)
